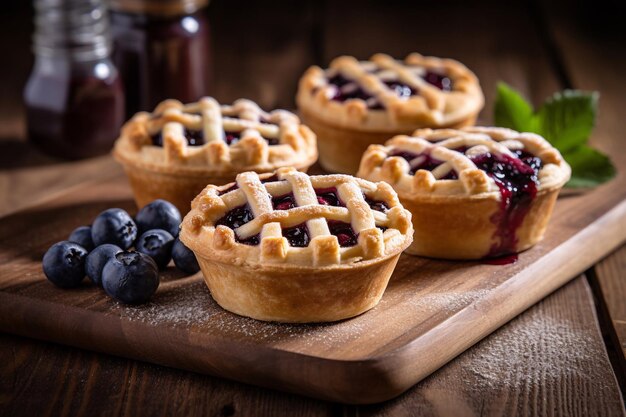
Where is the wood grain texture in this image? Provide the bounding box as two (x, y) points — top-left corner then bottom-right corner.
(352, 277), (625, 417)
(595, 247), (626, 357)
(2, 278), (623, 417)
(0, 166), (624, 403)
(1, 0), (625, 413)
(0, 333), (340, 417)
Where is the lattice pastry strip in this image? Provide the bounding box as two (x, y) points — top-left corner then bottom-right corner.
(358, 127), (570, 197)
(298, 53), (484, 128)
(186, 168), (413, 267)
(117, 97), (317, 172)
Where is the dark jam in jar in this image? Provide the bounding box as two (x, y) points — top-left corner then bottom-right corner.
(24, 0), (125, 159)
(110, 0), (211, 118)
(25, 59), (125, 159)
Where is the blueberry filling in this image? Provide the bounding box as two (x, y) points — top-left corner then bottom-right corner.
(150, 128), (204, 147)
(326, 74), (379, 108)
(215, 205), (259, 245)
(364, 195), (389, 213)
(216, 204), (254, 231)
(238, 234), (260, 246)
(328, 74), (351, 88)
(283, 223), (310, 247)
(272, 193), (296, 210)
(326, 74), (420, 110)
(225, 131), (278, 146)
(151, 132), (163, 147)
(224, 131), (241, 146)
(389, 150), (458, 178)
(470, 152), (539, 257)
(327, 220), (358, 247)
(513, 149), (543, 171)
(330, 83), (371, 102)
(384, 81), (417, 98)
(315, 188), (343, 207)
(423, 71), (452, 91)
(185, 129), (204, 146)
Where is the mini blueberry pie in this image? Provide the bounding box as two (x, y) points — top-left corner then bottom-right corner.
(179, 167), (413, 323)
(113, 97), (318, 214)
(357, 127), (571, 260)
(297, 53), (484, 174)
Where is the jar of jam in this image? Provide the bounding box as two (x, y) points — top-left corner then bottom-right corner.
(24, 0), (125, 159)
(109, 0), (211, 118)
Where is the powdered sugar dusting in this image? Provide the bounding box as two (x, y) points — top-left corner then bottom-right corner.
(116, 279), (218, 327)
(459, 314), (612, 390)
(113, 277), (499, 357)
(404, 288), (492, 314)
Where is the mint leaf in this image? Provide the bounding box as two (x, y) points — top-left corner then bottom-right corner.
(494, 82), (536, 131)
(562, 145), (616, 188)
(494, 82), (615, 188)
(535, 90), (598, 153)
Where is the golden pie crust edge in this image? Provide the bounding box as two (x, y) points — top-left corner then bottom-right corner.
(179, 169), (414, 322)
(112, 97), (318, 213)
(296, 52), (484, 133)
(356, 127), (571, 259)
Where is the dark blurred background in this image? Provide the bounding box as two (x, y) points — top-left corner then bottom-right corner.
(1, 0), (625, 166)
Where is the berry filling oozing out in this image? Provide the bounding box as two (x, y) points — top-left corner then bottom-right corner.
(423, 71), (453, 91)
(469, 152), (539, 257)
(282, 223), (310, 247)
(327, 220), (358, 247)
(390, 150), (458, 179)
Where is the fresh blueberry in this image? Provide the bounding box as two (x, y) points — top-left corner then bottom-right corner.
(91, 208), (137, 249)
(102, 251), (159, 304)
(68, 225), (95, 251)
(135, 200), (181, 237)
(85, 244), (122, 286)
(171, 237), (200, 275)
(135, 229), (175, 270)
(42, 241), (88, 288)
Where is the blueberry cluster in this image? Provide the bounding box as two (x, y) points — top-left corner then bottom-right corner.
(42, 199), (200, 304)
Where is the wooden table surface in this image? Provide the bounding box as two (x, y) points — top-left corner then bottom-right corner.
(1, 0), (624, 416)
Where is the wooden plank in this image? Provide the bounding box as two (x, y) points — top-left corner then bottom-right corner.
(595, 246), (626, 357)
(0, 166), (624, 404)
(540, 0), (626, 391)
(350, 277), (625, 417)
(1, 0), (620, 410)
(0, 333), (338, 417)
(3, 278), (622, 417)
(1, 0), (623, 404)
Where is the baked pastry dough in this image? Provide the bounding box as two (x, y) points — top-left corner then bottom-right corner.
(179, 167), (413, 322)
(113, 97), (317, 213)
(297, 53), (484, 174)
(357, 127), (571, 259)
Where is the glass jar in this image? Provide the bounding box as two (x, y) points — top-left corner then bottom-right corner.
(110, 0), (211, 118)
(24, 0), (125, 159)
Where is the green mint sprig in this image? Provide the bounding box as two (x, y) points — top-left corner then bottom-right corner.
(494, 82), (615, 188)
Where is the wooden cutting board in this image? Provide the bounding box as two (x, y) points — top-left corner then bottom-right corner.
(0, 171), (624, 404)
